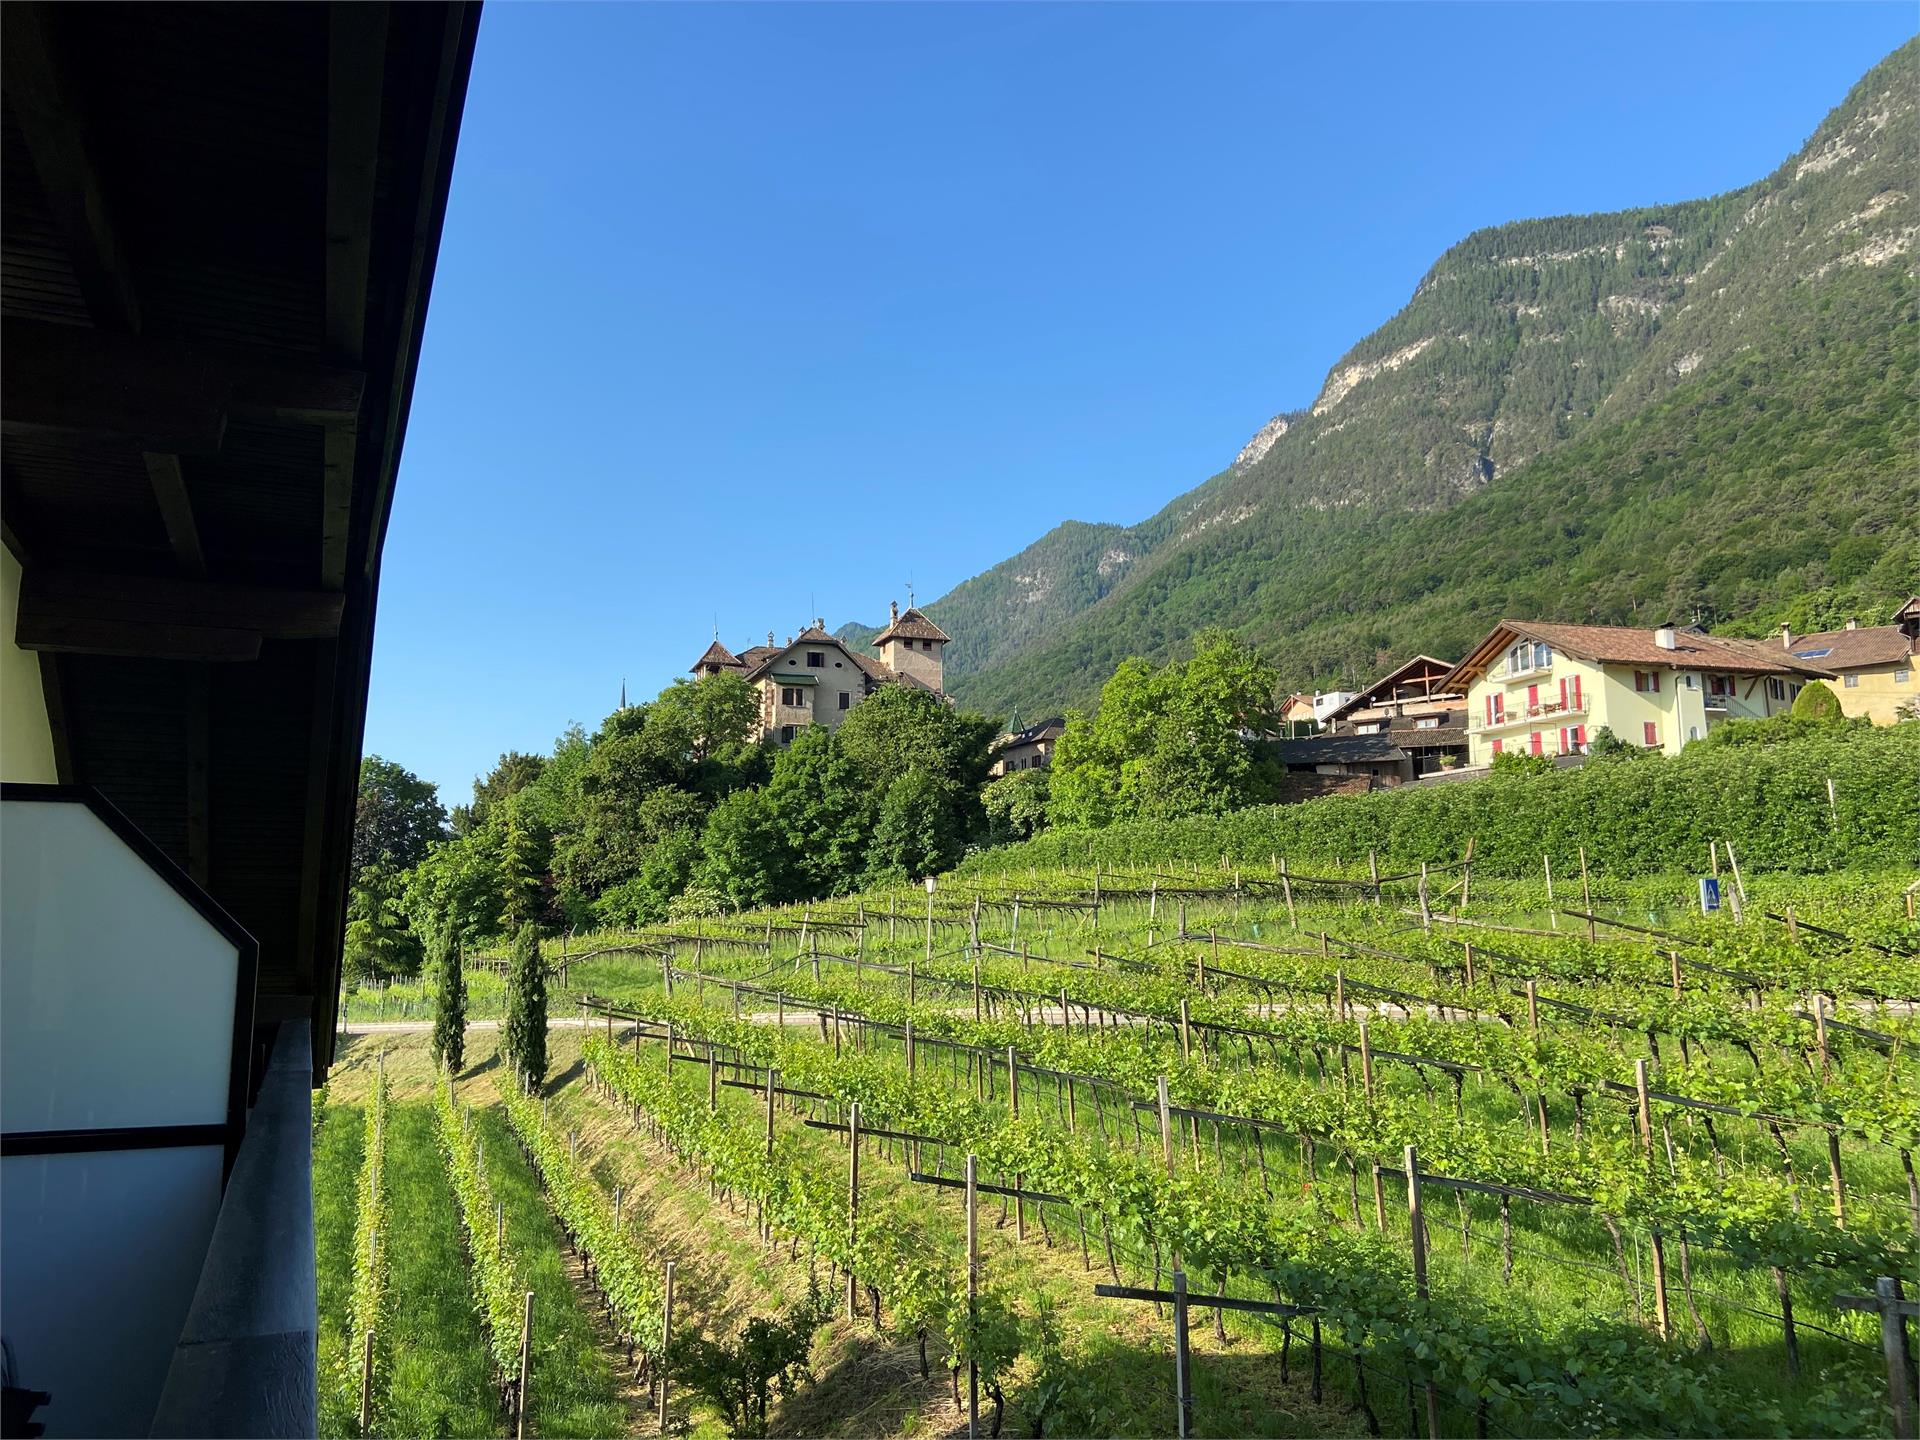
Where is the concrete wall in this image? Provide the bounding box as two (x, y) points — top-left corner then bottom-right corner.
(2, 547), (57, 782)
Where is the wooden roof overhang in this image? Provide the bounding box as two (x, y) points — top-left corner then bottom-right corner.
(2, 2), (481, 1078)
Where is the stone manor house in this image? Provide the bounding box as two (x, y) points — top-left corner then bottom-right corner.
(691, 601), (951, 744)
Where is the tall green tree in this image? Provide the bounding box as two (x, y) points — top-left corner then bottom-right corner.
(1048, 629), (1282, 828)
(428, 920), (467, 1075)
(342, 864), (423, 985)
(453, 750), (547, 835)
(763, 727), (875, 895)
(503, 922), (547, 1088)
(499, 801), (548, 932)
(352, 756), (447, 875)
(867, 768), (966, 882)
(698, 789), (793, 910)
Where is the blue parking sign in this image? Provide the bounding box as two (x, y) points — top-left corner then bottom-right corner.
(1698, 877), (1721, 914)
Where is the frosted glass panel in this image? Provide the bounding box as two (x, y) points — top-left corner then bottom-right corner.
(1, 800), (241, 1131)
(1, 1146), (224, 1437)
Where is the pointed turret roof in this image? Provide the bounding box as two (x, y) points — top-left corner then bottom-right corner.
(690, 639), (740, 672)
(874, 605), (950, 645)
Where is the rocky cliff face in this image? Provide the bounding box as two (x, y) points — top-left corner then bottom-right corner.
(860, 40), (1920, 718)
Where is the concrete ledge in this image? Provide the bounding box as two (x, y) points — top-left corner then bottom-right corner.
(150, 1022), (315, 1438)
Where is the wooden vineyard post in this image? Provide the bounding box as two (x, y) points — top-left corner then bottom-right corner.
(972, 960), (982, 1022)
(1178, 999), (1192, 1063)
(1418, 862), (1432, 930)
(1368, 850), (1380, 906)
(1724, 840), (1748, 911)
(1011, 894), (1021, 946)
(1178, 899), (1187, 941)
(1775, 1266), (1801, 1378)
(1579, 846), (1594, 942)
(1007, 1046), (1024, 1241)
(1543, 853), (1556, 930)
(1634, 1060), (1672, 1339)
(1404, 1146), (1440, 1439)
(1335, 969), (1347, 1021)
(811, 931), (821, 983)
(970, 896), (981, 954)
(516, 1290), (534, 1440)
(847, 1101), (861, 1321)
(1171, 1268), (1194, 1440)
(1157, 1076), (1175, 1178)
(358, 1327), (375, 1435)
(1459, 836), (1473, 915)
(966, 1154), (980, 1440)
(1358, 1021), (1375, 1101)
(1279, 858), (1296, 928)
(708, 1050), (718, 1112)
(926, 887), (935, 962)
(1669, 951), (1684, 1001)
(765, 1068), (777, 1160)
(909, 957), (917, 1008)
(1837, 1277), (1917, 1440)
(657, 1261), (675, 1428)
(1525, 980), (1539, 1039)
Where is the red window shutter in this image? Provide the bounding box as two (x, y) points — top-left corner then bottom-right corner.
(1491, 738), (1503, 755)
(1530, 731), (1543, 756)
(1573, 675), (1582, 708)
(1644, 721), (1658, 746)
(1558, 678), (1567, 708)
(1527, 683), (1539, 711)
(1574, 725), (1586, 746)
(1485, 695), (1493, 725)
(1652, 671), (1661, 693)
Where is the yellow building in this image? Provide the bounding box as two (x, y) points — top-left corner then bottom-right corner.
(1444, 621), (1837, 767)
(1781, 598), (1920, 724)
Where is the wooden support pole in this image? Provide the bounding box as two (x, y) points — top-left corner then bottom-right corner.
(1280, 859), (1296, 928)
(708, 1051), (718, 1112)
(1417, 862), (1432, 930)
(765, 1068), (777, 1160)
(1876, 1277), (1914, 1440)
(1725, 841), (1748, 909)
(1405, 1146), (1440, 1439)
(359, 1328), (375, 1435)
(657, 1263), (675, 1427)
(1172, 1268), (1194, 1440)
(516, 1290), (534, 1440)
(1358, 1021), (1375, 1100)
(1635, 1060), (1671, 1340)
(1543, 853), (1556, 929)
(1157, 1076), (1175, 1178)
(1335, 969), (1347, 1022)
(847, 1101), (861, 1320)
(1579, 846), (1594, 942)
(966, 1154), (980, 1440)
(1368, 850), (1380, 906)
(1525, 980), (1539, 1039)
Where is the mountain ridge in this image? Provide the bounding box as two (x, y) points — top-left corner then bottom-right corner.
(846, 38), (1920, 720)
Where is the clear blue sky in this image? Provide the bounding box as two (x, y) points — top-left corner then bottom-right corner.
(368, 1), (1915, 801)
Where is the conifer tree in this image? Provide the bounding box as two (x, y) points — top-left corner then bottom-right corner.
(503, 921), (547, 1088)
(500, 803), (546, 933)
(429, 920), (467, 1076)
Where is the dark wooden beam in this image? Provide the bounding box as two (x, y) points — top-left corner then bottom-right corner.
(36, 653), (74, 783)
(143, 454), (208, 578)
(1, 4), (142, 332)
(186, 665), (210, 885)
(327, 2), (388, 364)
(3, 321), (366, 452)
(16, 570), (345, 660)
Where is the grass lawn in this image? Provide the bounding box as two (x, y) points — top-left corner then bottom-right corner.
(315, 1103), (363, 1439)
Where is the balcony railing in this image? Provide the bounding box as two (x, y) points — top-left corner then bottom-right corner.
(1470, 698), (1589, 733)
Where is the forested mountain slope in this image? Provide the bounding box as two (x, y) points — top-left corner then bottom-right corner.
(851, 40), (1919, 718)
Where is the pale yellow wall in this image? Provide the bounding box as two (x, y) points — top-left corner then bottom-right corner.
(757, 640), (871, 741)
(1, 549), (57, 783)
(881, 635), (944, 692)
(1464, 644), (1808, 765)
(1829, 664), (1918, 724)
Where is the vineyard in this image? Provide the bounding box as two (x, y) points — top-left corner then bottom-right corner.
(319, 850), (1919, 1438)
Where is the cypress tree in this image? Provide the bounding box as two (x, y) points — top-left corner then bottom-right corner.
(503, 921), (547, 1088)
(429, 921), (467, 1076)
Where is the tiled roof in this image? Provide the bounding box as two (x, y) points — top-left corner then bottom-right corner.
(874, 606), (950, 644)
(690, 639), (740, 672)
(995, 718), (1065, 751)
(1272, 734), (1409, 764)
(1783, 625), (1915, 670)
(1447, 621), (1839, 688)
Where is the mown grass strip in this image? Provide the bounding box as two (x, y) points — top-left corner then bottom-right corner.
(381, 1104), (503, 1438)
(315, 1102), (364, 1440)
(348, 1069), (390, 1429)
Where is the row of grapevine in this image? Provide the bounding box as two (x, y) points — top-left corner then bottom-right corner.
(496, 1074), (669, 1373)
(431, 1074), (528, 1407)
(346, 1064), (389, 1432)
(593, 989), (1882, 1437)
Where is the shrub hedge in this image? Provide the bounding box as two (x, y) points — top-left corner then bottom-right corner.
(959, 724), (1919, 878)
